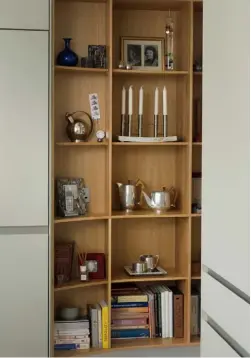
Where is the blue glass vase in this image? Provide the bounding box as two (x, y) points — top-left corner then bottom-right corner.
(57, 38), (78, 67)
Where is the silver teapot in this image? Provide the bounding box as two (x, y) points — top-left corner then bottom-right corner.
(142, 186), (177, 213)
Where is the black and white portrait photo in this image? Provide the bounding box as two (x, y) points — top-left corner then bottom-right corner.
(127, 44), (141, 66)
(144, 45), (158, 67)
(122, 37), (164, 71)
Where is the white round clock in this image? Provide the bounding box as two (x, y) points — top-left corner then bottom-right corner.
(96, 130), (106, 142)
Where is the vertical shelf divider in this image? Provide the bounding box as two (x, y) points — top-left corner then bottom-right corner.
(187, 0), (194, 343)
(107, 0), (113, 349)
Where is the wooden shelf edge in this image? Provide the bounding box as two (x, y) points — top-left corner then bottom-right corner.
(54, 338), (199, 357)
(55, 65), (108, 73)
(112, 210), (189, 219)
(191, 213), (201, 217)
(56, 142), (108, 147)
(54, 279), (108, 292)
(112, 142), (188, 146)
(113, 69), (189, 75)
(112, 268), (187, 283)
(54, 214), (109, 224)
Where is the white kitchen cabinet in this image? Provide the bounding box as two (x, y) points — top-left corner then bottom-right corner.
(0, 0), (49, 30)
(201, 320), (240, 358)
(0, 233), (49, 356)
(0, 30), (49, 227)
(202, 0), (250, 297)
(202, 0), (250, 356)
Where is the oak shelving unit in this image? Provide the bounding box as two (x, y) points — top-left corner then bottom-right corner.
(52, 0), (202, 355)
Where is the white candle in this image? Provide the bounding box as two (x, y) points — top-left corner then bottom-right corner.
(128, 85), (133, 115)
(154, 87), (159, 115)
(139, 86), (143, 115)
(163, 86), (167, 115)
(122, 86), (126, 115)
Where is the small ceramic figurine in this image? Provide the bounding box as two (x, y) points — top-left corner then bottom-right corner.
(118, 60), (126, 69)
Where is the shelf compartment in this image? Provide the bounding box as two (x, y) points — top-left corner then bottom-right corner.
(54, 284), (107, 319)
(55, 66), (108, 73)
(112, 217), (190, 280)
(113, 3), (190, 71)
(54, 279), (108, 292)
(191, 218), (201, 270)
(113, 77), (190, 141)
(54, 213), (109, 224)
(113, 69), (188, 76)
(112, 146), (190, 214)
(56, 142), (108, 146)
(55, 147), (109, 215)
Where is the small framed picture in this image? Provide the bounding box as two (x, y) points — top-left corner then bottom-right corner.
(121, 36), (165, 71)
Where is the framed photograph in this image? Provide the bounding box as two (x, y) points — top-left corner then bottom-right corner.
(121, 36), (165, 71)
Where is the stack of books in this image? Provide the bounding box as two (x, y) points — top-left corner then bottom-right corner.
(111, 285), (150, 340)
(54, 318), (90, 351)
(111, 283), (184, 340)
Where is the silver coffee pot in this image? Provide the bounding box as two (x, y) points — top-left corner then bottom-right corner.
(116, 179), (144, 212)
(139, 254), (159, 271)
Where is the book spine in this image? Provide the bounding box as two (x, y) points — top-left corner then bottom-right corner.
(150, 293), (155, 338)
(111, 307), (148, 313)
(54, 338), (90, 345)
(54, 343), (89, 350)
(157, 289), (162, 337)
(54, 329), (89, 336)
(111, 312), (149, 318)
(111, 318), (147, 326)
(54, 324), (89, 331)
(111, 302), (148, 308)
(91, 307), (99, 348)
(54, 335), (89, 340)
(111, 329), (150, 339)
(152, 290), (158, 337)
(101, 305), (109, 349)
(111, 325), (149, 330)
(191, 295), (199, 335)
(116, 295), (148, 303)
(169, 289), (173, 338)
(173, 292), (184, 338)
(96, 306), (102, 349)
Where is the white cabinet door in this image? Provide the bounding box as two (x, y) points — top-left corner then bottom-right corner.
(0, 233), (49, 356)
(201, 320), (240, 357)
(0, 30), (49, 227)
(202, 0), (250, 296)
(0, 0), (49, 30)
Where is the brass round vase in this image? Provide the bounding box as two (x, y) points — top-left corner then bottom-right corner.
(65, 111), (93, 142)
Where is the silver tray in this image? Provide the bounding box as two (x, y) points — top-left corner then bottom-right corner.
(124, 266), (168, 276)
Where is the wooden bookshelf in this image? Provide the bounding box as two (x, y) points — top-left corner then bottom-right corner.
(52, 0), (202, 355)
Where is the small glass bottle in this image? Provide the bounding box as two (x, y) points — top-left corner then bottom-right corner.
(165, 13), (174, 70)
